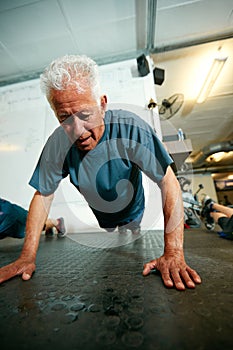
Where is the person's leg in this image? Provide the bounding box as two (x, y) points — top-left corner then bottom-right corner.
(212, 203), (233, 218)
(44, 218), (59, 230)
(201, 197), (215, 230)
(101, 209), (144, 235)
(202, 195), (233, 217)
(127, 215), (142, 234)
(105, 227), (116, 232)
(201, 196), (233, 231)
(213, 214), (233, 240)
(210, 212), (227, 223)
(118, 225), (128, 234)
(44, 217), (66, 238)
(119, 210), (144, 234)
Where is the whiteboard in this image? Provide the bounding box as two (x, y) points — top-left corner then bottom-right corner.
(0, 57), (164, 233)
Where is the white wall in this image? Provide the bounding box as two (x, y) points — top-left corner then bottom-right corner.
(191, 173), (218, 203)
(0, 57), (164, 233)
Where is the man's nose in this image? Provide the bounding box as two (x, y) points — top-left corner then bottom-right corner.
(72, 116), (85, 138)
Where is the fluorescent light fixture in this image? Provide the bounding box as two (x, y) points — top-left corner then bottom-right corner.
(196, 54), (227, 104)
(206, 150), (233, 163)
(206, 151), (226, 163)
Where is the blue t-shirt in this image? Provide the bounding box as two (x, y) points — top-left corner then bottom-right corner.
(29, 109), (173, 228)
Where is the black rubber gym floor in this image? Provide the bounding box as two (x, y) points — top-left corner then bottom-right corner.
(0, 228), (232, 350)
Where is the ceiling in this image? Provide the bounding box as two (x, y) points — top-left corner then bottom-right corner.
(0, 0), (233, 173)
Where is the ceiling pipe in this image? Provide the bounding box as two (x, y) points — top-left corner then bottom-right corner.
(177, 164), (233, 176)
(150, 31), (233, 54)
(191, 141), (233, 167)
(147, 0), (157, 51)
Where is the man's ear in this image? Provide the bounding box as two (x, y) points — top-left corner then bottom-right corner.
(100, 95), (107, 111)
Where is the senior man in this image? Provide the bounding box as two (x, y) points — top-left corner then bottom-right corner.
(0, 55), (201, 290)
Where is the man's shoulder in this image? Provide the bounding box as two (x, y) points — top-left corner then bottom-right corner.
(42, 126), (72, 160)
(46, 126), (71, 147)
(106, 109), (149, 126)
(105, 109), (152, 135)
(106, 108), (141, 119)
(47, 125), (67, 138)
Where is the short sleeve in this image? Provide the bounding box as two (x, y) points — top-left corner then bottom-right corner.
(128, 124), (173, 183)
(29, 127), (71, 195)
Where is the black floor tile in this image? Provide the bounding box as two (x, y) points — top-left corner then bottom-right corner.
(0, 229), (232, 350)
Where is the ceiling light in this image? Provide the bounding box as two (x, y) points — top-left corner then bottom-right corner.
(206, 151), (226, 163)
(196, 52), (228, 104)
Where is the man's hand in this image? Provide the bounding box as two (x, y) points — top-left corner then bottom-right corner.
(0, 258), (36, 284)
(142, 250), (201, 291)
(0, 191), (54, 285)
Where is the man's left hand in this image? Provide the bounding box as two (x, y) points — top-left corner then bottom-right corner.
(142, 251), (201, 290)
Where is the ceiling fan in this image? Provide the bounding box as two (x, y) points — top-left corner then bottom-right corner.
(159, 93), (184, 119)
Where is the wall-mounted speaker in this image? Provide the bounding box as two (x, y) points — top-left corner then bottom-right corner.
(153, 67), (165, 85)
(137, 54), (150, 77)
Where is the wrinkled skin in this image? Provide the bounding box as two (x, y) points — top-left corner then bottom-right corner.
(0, 191), (53, 284)
(0, 257), (35, 283)
(142, 166), (201, 290)
(143, 249), (201, 290)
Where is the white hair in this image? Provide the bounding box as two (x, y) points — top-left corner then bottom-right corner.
(40, 54), (101, 102)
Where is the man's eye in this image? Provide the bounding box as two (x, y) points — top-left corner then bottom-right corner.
(60, 116), (73, 125)
(76, 112), (91, 121)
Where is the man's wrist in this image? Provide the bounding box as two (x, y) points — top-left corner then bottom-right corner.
(20, 250), (36, 261)
(164, 245), (184, 256)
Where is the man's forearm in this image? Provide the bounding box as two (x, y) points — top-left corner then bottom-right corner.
(143, 166), (201, 289)
(160, 166), (184, 253)
(164, 220), (184, 254)
(20, 191), (54, 260)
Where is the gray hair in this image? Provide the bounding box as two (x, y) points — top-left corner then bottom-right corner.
(40, 54), (101, 102)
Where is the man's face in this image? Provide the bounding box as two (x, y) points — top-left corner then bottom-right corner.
(50, 87), (106, 151)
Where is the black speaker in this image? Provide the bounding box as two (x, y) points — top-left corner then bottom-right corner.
(153, 67), (165, 85)
(137, 54), (150, 77)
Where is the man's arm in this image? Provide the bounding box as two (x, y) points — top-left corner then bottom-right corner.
(143, 166), (201, 290)
(0, 191), (54, 283)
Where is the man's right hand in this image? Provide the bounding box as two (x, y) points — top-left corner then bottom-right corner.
(0, 191), (54, 285)
(0, 258), (36, 284)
